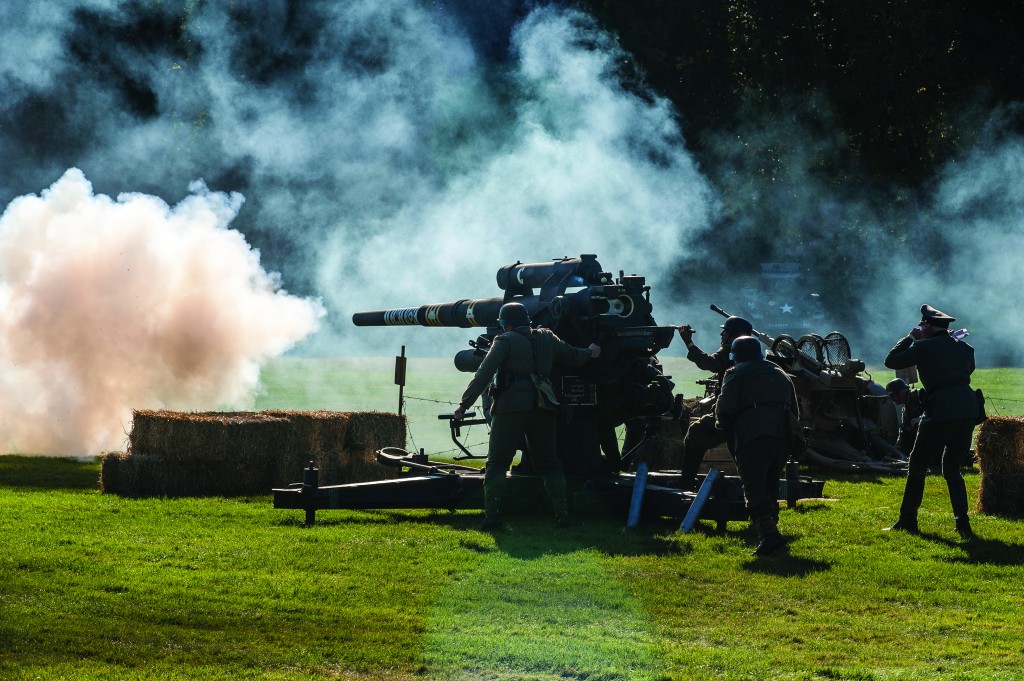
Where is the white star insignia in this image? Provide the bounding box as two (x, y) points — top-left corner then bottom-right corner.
(780, 304), (793, 313)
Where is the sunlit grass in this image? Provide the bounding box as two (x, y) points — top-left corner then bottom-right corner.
(3, 456), (1023, 679)
(2, 361), (1023, 679)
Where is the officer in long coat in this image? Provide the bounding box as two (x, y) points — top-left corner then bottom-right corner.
(677, 315), (753, 490)
(883, 304), (978, 538)
(715, 335), (799, 555)
(453, 302), (599, 531)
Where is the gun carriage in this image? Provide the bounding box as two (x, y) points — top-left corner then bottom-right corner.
(706, 305), (906, 474)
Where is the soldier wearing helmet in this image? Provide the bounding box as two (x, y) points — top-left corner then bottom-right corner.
(885, 378), (926, 459)
(715, 335), (799, 555)
(882, 304), (978, 539)
(453, 302), (600, 531)
(675, 315), (754, 491)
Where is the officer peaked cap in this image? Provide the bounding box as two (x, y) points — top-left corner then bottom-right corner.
(920, 304), (955, 327)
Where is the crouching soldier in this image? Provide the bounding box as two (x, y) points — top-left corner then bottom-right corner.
(885, 378), (926, 458)
(715, 336), (800, 555)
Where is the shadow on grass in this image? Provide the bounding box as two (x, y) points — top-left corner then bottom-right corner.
(743, 550), (832, 577)
(936, 535), (1024, 566)
(300, 505), (686, 558)
(0, 455), (100, 491)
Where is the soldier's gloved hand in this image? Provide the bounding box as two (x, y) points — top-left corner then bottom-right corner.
(677, 324), (694, 344)
(588, 343), (601, 358)
(453, 405), (467, 422)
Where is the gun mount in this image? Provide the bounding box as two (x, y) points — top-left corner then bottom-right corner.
(352, 255), (678, 477)
(709, 304), (906, 474)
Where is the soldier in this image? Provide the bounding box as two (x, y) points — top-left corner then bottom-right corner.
(883, 304), (978, 539)
(885, 378), (926, 459)
(715, 336), (800, 555)
(453, 302), (600, 531)
(676, 315), (754, 490)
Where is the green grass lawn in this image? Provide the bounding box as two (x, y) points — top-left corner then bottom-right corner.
(2, 359), (1024, 679)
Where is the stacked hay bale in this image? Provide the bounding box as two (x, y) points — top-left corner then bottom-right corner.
(625, 416), (692, 472)
(974, 416), (1024, 516)
(101, 409), (405, 497)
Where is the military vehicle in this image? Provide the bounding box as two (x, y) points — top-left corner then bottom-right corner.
(735, 262), (827, 339)
(704, 304), (906, 474)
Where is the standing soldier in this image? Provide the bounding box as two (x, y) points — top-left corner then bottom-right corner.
(883, 304), (978, 539)
(676, 316), (754, 490)
(453, 302), (600, 531)
(715, 336), (799, 555)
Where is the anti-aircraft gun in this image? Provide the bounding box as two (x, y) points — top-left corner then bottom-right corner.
(273, 256), (825, 527)
(707, 304), (907, 474)
(353, 254), (678, 476)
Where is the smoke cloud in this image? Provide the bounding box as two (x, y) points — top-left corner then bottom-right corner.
(1, 1), (1022, 455)
(0, 169), (323, 454)
(680, 98), (1024, 367)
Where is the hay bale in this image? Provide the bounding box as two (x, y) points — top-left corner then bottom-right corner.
(263, 410), (351, 486)
(129, 410), (290, 464)
(629, 417), (686, 471)
(346, 411), (407, 451)
(100, 451), (132, 494)
(105, 409), (408, 497)
(975, 416), (1024, 516)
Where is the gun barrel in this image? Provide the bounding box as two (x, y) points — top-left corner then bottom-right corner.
(709, 304), (775, 346)
(352, 298), (505, 328)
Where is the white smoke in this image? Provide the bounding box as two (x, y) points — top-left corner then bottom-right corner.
(0, 169), (324, 454)
(318, 7), (714, 350)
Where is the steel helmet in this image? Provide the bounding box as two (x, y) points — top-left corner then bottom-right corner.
(721, 316), (753, 337)
(885, 378), (909, 395)
(729, 335), (763, 363)
(497, 302), (531, 328)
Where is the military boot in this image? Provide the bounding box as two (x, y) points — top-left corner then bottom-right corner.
(955, 516), (975, 540)
(543, 474), (570, 526)
(947, 476), (973, 540)
(481, 497), (505, 532)
(752, 516), (788, 556)
(885, 474), (924, 534)
(883, 517), (920, 534)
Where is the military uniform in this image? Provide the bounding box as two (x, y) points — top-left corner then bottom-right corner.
(458, 325), (593, 525)
(715, 343), (799, 554)
(679, 342), (732, 489)
(894, 388), (925, 457)
(883, 304), (978, 536)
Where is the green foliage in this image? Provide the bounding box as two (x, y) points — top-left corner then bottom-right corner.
(580, 0), (1024, 186)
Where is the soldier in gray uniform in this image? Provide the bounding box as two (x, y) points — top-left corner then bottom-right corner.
(676, 316), (753, 490)
(453, 302), (600, 531)
(715, 336), (799, 555)
(883, 304), (978, 539)
(885, 378), (926, 458)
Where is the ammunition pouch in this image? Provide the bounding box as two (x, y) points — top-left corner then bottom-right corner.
(975, 389), (987, 425)
(488, 370), (531, 398)
(532, 374), (560, 412)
